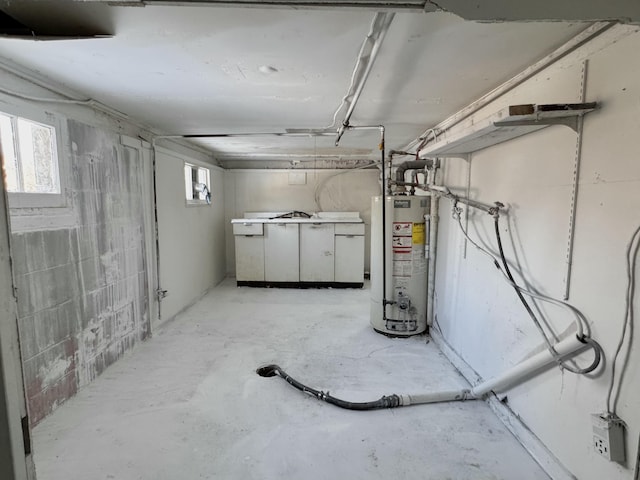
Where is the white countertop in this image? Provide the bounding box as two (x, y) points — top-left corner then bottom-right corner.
(231, 217), (363, 224)
(231, 211), (363, 224)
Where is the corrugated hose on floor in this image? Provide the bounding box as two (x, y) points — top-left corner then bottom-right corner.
(256, 364), (402, 410)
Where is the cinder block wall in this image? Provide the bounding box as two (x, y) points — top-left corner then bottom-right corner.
(12, 120), (150, 425)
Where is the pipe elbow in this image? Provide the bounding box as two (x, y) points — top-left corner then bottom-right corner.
(394, 159), (433, 186)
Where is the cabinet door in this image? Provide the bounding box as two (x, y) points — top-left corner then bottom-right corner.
(264, 223), (299, 282)
(235, 235), (265, 281)
(300, 223), (335, 282)
(335, 235), (364, 283)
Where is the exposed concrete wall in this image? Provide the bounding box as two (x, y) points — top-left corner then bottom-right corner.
(224, 169), (381, 276)
(433, 25), (640, 480)
(10, 122), (151, 426)
(155, 148), (226, 322)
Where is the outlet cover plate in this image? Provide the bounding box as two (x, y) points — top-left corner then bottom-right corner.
(592, 413), (625, 464)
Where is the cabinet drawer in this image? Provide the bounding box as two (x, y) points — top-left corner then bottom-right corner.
(233, 223), (264, 235)
(334, 223), (364, 235)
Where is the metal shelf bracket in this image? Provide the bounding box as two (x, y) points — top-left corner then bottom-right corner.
(419, 102), (598, 157)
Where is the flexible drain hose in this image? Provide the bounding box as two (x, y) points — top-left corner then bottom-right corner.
(257, 335), (588, 409)
(257, 364), (402, 410)
(256, 364), (469, 410)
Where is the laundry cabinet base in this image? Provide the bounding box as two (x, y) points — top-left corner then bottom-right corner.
(232, 215), (365, 289)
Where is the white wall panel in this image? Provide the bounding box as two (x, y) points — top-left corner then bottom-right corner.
(156, 151), (226, 321)
(433, 25), (640, 480)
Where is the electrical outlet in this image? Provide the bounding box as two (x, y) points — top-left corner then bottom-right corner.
(591, 413), (626, 464)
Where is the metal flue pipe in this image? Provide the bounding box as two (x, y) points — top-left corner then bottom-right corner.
(394, 160), (432, 187)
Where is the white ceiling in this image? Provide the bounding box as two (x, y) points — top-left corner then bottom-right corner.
(0, 2), (589, 167)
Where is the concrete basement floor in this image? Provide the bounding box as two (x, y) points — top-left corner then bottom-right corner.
(32, 278), (549, 480)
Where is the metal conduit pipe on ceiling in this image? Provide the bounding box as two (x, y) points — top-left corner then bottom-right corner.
(334, 11), (395, 146)
(145, 12), (395, 165)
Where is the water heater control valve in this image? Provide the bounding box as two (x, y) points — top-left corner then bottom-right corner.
(396, 289), (411, 311)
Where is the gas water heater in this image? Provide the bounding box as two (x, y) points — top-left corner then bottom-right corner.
(370, 195), (430, 336)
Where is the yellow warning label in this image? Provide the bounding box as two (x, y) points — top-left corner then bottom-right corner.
(412, 223), (425, 245)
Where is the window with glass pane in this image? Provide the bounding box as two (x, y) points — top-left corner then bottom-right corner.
(184, 163), (211, 205)
(0, 112), (60, 194)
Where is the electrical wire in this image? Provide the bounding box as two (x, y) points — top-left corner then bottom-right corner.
(494, 212), (602, 374)
(0, 86), (93, 105)
(269, 211), (312, 219)
(414, 129), (438, 160)
(314, 160), (381, 211)
(493, 214), (562, 346)
(453, 205), (588, 338)
(452, 203), (601, 374)
(0, 85), (129, 120)
(606, 224), (640, 415)
(493, 212), (601, 374)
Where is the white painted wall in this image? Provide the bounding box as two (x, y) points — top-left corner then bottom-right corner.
(156, 148), (226, 321)
(433, 25), (640, 480)
(224, 169), (381, 276)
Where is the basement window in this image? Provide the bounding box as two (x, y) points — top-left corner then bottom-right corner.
(184, 163), (211, 205)
(0, 111), (63, 207)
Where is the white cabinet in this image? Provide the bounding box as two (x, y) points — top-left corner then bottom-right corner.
(335, 235), (365, 283)
(335, 225), (365, 284)
(300, 223), (335, 282)
(234, 222), (265, 282)
(235, 235), (265, 282)
(232, 215), (364, 287)
(264, 223), (299, 282)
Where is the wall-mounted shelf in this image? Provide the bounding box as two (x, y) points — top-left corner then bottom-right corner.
(418, 103), (597, 157)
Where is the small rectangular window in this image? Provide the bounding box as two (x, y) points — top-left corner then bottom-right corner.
(0, 112), (60, 195)
(184, 163), (211, 205)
